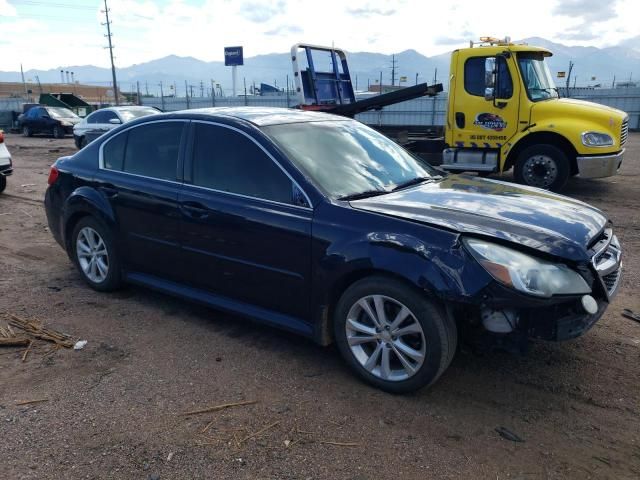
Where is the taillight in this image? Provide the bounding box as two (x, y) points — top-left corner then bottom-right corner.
(0, 131), (4, 143)
(48, 165), (60, 186)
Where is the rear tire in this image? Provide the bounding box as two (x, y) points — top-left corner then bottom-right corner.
(71, 216), (122, 292)
(53, 125), (65, 139)
(333, 276), (457, 393)
(22, 125), (32, 137)
(514, 144), (569, 192)
(0, 176), (6, 194)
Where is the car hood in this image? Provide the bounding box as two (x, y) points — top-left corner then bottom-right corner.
(350, 175), (607, 262)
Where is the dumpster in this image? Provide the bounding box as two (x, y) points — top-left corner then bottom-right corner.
(39, 93), (94, 117)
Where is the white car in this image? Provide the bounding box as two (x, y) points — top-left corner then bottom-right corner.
(0, 130), (12, 193)
(73, 106), (160, 149)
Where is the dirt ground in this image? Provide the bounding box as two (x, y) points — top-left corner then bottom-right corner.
(0, 131), (639, 480)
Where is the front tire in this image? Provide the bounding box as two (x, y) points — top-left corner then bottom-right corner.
(53, 125), (66, 139)
(0, 176), (6, 193)
(514, 144), (570, 192)
(22, 125), (32, 137)
(334, 276), (457, 393)
(71, 217), (121, 291)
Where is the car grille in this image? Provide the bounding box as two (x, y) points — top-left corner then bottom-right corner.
(591, 228), (622, 299)
(620, 117), (629, 146)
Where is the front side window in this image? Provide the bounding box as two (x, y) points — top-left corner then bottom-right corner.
(263, 120), (439, 200)
(191, 123), (293, 204)
(464, 56), (513, 99)
(118, 108), (158, 122)
(518, 53), (559, 102)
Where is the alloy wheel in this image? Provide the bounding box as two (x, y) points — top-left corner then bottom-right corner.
(76, 226), (109, 283)
(345, 295), (426, 381)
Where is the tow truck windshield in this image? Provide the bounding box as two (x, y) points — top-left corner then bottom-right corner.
(518, 53), (559, 102)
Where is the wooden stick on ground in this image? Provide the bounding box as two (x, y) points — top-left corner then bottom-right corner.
(180, 400), (257, 416)
(319, 441), (360, 447)
(0, 337), (30, 347)
(238, 421), (280, 444)
(21, 341), (33, 362)
(15, 399), (48, 406)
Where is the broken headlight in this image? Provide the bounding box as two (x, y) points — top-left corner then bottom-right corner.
(463, 238), (591, 298)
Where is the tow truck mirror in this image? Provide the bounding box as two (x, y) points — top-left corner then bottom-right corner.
(484, 57), (496, 100)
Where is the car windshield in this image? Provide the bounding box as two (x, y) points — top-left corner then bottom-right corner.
(118, 108), (159, 122)
(517, 53), (559, 102)
(263, 120), (440, 200)
(46, 107), (78, 119)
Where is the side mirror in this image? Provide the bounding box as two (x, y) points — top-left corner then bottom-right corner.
(484, 87), (495, 101)
(109, 118), (122, 124)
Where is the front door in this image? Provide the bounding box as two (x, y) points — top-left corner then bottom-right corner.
(97, 120), (187, 280)
(178, 121), (313, 320)
(450, 53), (520, 150)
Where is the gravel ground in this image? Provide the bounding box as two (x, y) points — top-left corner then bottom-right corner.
(0, 132), (639, 480)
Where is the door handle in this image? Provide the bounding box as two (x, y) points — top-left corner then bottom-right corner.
(181, 201), (210, 218)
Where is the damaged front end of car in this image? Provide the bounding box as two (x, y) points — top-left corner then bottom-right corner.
(451, 228), (621, 353)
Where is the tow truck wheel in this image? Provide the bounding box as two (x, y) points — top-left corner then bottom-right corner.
(0, 176), (6, 193)
(514, 145), (569, 192)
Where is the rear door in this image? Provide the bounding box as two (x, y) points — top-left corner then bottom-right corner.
(178, 121), (313, 319)
(98, 120), (187, 280)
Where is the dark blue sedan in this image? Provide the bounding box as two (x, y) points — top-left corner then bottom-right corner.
(44, 107), (622, 392)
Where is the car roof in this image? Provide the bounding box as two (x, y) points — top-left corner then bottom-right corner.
(101, 105), (159, 112)
(178, 107), (346, 126)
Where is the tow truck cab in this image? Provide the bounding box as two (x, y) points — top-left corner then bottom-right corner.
(444, 37), (628, 190)
(292, 39), (629, 191)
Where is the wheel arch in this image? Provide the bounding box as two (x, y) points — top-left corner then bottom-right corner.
(62, 187), (117, 254)
(315, 268), (441, 346)
(505, 131), (578, 174)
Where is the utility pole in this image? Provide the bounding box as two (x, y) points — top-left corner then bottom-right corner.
(379, 71), (383, 93)
(200, 81), (204, 97)
(159, 82), (165, 110)
(565, 61), (574, 98)
(60, 70), (64, 84)
(20, 64), (28, 98)
(185, 80), (190, 108)
(102, 0), (119, 105)
(243, 77), (248, 106)
(390, 54), (397, 86)
(136, 81), (141, 105)
(71, 71), (75, 83)
(35, 75), (42, 94)
(415, 73), (418, 85)
(612, 75), (616, 88)
(145, 81), (149, 96)
(211, 79), (216, 107)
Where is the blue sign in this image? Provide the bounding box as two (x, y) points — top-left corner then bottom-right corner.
(224, 46), (244, 66)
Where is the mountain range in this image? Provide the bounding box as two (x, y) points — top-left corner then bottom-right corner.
(2, 37), (638, 95)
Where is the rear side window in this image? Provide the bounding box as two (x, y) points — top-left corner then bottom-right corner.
(103, 131), (127, 171)
(123, 122), (184, 180)
(192, 123), (293, 204)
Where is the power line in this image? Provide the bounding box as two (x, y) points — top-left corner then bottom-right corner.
(102, 0), (119, 105)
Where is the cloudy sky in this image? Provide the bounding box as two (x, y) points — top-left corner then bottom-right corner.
(1, 0), (639, 70)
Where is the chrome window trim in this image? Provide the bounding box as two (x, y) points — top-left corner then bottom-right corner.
(190, 120), (314, 209)
(98, 118), (190, 182)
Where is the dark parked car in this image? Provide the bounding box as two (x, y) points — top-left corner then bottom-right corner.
(19, 106), (81, 138)
(44, 107), (622, 392)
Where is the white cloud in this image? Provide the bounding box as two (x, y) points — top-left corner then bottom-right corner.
(1, 0), (639, 70)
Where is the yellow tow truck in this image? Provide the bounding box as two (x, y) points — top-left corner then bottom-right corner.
(292, 38), (629, 191)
